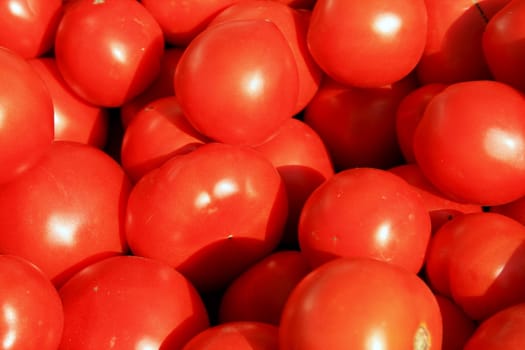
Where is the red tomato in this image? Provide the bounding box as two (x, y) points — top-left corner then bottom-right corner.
(0, 141), (131, 287)
(483, 0), (525, 92)
(175, 19), (299, 146)
(126, 142), (288, 292)
(464, 302), (525, 350)
(120, 96), (209, 182)
(298, 167), (431, 273)
(28, 57), (109, 148)
(54, 0), (164, 107)
(219, 250), (312, 325)
(280, 258), (443, 350)
(0, 255), (63, 350)
(413, 80), (525, 206)
(0, 47), (54, 185)
(141, 0), (240, 46)
(395, 83), (447, 163)
(417, 0), (509, 84)
(182, 322), (278, 350)
(58, 255), (209, 349)
(253, 118), (334, 248)
(435, 294), (476, 350)
(209, 1), (322, 115)
(304, 75), (417, 171)
(0, 0), (62, 58)
(307, 0), (427, 87)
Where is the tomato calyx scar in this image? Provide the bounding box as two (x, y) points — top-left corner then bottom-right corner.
(413, 324), (431, 350)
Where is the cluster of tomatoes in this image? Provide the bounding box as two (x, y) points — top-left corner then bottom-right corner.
(2, 0), (525, 349)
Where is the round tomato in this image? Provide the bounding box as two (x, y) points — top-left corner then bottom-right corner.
(307, 0), (427, 87)
(126, 142), (288, 292)
(413, 80), (525, 206)
(58, 255), (209, 349)
(0, 255), (63, 350)
(54, 0), (164, 107)
(279, 257), (442, 350)
(174, 19), (299, 146)
(298, 167), (431, 273)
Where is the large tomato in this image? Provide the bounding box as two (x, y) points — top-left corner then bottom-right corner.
(279, 258), (443, 350)
(307, 0), (428, 87)
(54, 0), (164, 107)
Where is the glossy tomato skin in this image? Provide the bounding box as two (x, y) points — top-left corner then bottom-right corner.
(307, 0), (427, 87)
(0, 141), (131, 287)
(58, 255), (209, 350)
(126, 142), (288, 292)
(28, 57), (109, 148)
(413, 80), (525, 206)
(182, 322), (278, 350)
(0, 47), (54, 185)
(435, 294), (476, 350)
(120, 96), (209, 183)
(174, 19), (299, 146)
(280, 258), (443, 350)
(0, 255), (64, 350)
(298, 167), (431, 273)
(54, 0), (164, 107)
(0, 0), (63, 58)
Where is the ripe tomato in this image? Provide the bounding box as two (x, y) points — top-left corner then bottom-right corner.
(0, 0), (62, 58)
(219, 250), (312, 325)
(413, 80), (525, 206)
(298, 167), (431, 273)
(279, 258), (442, 350)
(126, 142), (288, 292)
(435, 294), (476, 350)
(0, 47), (54, 185)
(54, 0), (164, 107)
(175, 19), (299, 146)
(0, 141), (131, 287)
(0, 255), (63, 350)
(307, 0), (427, 87)
(58, 255), (209, 350)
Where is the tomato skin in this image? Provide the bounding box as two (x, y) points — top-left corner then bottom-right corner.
(413, 80), (525, 206)
(182, 322), (278, 350)
(298, 167), (431, 273)
(0, 141), (131, 287)
(0, 47), (54, 185)
(54, 0), (165, 107)
(435, 294), (476, 350)
(58, 255), (209, 350)
(126, 142), (288, 292)
(0, 255), (64, 350)
(307, 0), (427, 87)
(491, 195), (525, 226)
(175, 19), (299, 146)
(279, 258), (442, 350)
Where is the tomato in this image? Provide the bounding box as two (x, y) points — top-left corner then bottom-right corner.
(219, 250), (311, 325)
(307, 0), (427, 87)
(0, 47), (54, 185)
(175, 19), (299, 146)
(435, 294), (476, 350)
(279, 258), (442, 350)
(120, 96), (209, 183)
(298, 167), (431, 273)
(0, 141), (131, 287)
(54, 0), (164, 107)
(209, 1), (322, 115)
(0, 255), (63, 350)
(28, 57), (109, 148)
(413, 80), (525, 206)
(490, 195), (525, 226)
(483, 0), (525, 92)
(464, 302), (525, 350)
(304, 75), (417, 171)
(182, 322), (278, 350)
(253, 118), (334, 248)
(126, 142), (288, 292)
(417, 0), (510, 84)
(0, 0), (62, 58)
(58, 255), (209, 350)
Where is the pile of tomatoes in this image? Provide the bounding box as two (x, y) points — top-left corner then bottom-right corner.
(2, 0), (525, 349)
